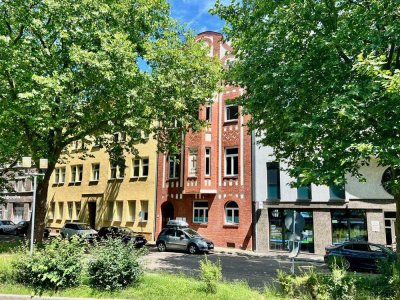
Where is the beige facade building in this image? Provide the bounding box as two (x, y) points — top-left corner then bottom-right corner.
(46, 134), (158, 240)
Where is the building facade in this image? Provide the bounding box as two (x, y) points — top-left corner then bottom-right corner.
(253, 142), (396, 255)
(155, 31), (253, 250)
(46, 135), (158, 240)
(0, 171), (33, 224)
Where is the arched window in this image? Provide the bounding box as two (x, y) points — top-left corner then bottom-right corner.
(225, 201), (239, 225)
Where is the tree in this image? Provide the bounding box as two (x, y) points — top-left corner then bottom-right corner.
(0, 0), (221, 242)
(213, 0), (400, 250)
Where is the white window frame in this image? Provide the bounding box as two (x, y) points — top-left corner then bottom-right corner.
(132, 159), (140, 178)
(115, 201), (123, 222)
(139, 200), (149, 222)
(188, 150), (198, 177)
(205, 148), (211, 177)
(54, 168), (60, 184)
(75, 202), (81, 220)
(168, 156), (179, 179)
(67, 202), (73, 220)
(92, 163), (100, 181)
(225, 147), (239, 176)
(225, 104), (239, 121)
(225, 201), (239, 225)
(70, 165), (83, 183)
(60, 167), (66, 183)
(193, 201), (209, 224)
(110, 162), (118, 179)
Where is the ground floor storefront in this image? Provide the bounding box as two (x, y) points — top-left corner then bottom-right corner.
(156, 194), (253, 250)
(255, 200), (395, 255)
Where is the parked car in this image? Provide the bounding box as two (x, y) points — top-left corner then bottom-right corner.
(60, 222), (98, 242)
(97, 226), (147, 248)
(16, 221), (50, 238)
(156, 220), (214, 254)
(0, 220), (17, 235)
(324, 241), (396, 271)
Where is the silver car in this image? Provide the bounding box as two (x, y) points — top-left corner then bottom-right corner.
(60, 222), (98, 241)
(0, 220), (17, 235)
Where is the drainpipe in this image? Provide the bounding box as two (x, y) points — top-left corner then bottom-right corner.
(251, 129), (258, 252)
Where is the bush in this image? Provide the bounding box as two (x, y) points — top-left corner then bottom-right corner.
(13, 237), (84, 292)
(277, 269), (328, 300)
(87, 238), (143, 291)
(325, 266), (355, 300)
(199, 255), (222, 293)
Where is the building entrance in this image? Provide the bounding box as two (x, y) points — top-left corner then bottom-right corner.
(88, 202), (97, 230)
(385, 211), (396, 248)
(161, 202), (174, 228)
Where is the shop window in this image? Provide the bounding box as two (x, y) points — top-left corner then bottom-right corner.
(331, 210), (367, 245)
(268, 209), (314, 253)
(267, 162), (280, 199)
(193, 201), (208, 223)
(225, 201), (239, 224)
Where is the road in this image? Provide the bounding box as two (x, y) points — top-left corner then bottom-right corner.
(142, 248), (326, 290)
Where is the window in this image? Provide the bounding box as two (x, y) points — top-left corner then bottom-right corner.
(25, 179), (32, 191)
(225, 148), (238, 176)
(205, 148), (211, 177)
(193, 201), (208, 223)
(225, 105), (239, 121)
(267, 162), (280, 199)
(168, 155), (180, 179)
(330, 185), (345, 199)
(67, 202), (73, 220)
(297, 183), (312, 200)
(225, 201), (239, 224)
(107, 202), (114, 221)
(92, 164), (100, 181)
(75, 202), (81, 220)
(269, 209), (314, 253)
(132, 158), (149, 178)
(188, 149), (198, 177)
(331, 210), (367, 245)
(128, 201), (136, 222)
(113, 133), (119, 143)
(70, 165), (83, 183)
(205, 105), (211, 122)
(57, 202), (64, 220)
(139, 200), (149, 222)
(48, 203), (55, 219)
(60, 167), (66, 183)
(110, 161), (124, 179)
(54, 168), (60, 184)
(116, 202), (123, 222)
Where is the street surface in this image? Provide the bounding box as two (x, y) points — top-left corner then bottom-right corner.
(142, 248), (326, 290)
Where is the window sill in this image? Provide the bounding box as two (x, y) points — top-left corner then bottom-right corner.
(193, 222), (208, 227)
(223, 176), (238, 179)
(108, 178), (124, 181)
(187, 176), (197, 179)
(138, 220), (148, 223)
(296, 198), (311, 201)
(223, 224), (239, 228)
(68, 182), (82, 186)
(167, 178), (179, 181)
(224, 120), (238, 125)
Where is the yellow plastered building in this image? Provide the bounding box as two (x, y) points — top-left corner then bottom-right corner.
(46, 134), (157, 241)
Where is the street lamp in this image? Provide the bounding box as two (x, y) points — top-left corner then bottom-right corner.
(22, 157), (48, 255)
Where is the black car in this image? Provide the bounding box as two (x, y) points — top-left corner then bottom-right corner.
(324, 242), (396, 271)
(16, 221), (50, 238)
(97, 226), (147, 248)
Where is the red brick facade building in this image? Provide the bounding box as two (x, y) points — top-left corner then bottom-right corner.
(155, 31), (253, 250)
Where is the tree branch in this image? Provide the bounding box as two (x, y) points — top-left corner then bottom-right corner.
(386, 43), (395, 70)
(13, 26), (24, 44)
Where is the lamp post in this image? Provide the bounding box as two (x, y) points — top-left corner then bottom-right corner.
(22, 157), (48, 255)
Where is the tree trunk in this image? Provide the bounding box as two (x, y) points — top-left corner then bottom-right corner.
(29, 163), (55, 244)
(395, 192), (400, 255)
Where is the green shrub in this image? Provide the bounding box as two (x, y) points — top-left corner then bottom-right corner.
(199, 255), (222, 293)
(87, 238), (143, 291)
(277, 269), (328, 300)
(325, 266), (355, 300)
(13, 237), (84, 292)
(0, 254), (18, 284)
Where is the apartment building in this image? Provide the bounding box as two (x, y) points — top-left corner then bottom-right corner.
(155, 31), (253, 250)
(46, 134), (158, 240)
(253, 142), (396, 255)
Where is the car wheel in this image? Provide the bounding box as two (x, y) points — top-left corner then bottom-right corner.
(342, 258), (350, 270)
(188, 244), (198, 255)
(60, 233), (65, 239)
(157, 242), (166, 252)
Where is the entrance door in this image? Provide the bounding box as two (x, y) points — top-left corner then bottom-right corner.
(88, 202), (97, 230)
(161, 202), (174, 228)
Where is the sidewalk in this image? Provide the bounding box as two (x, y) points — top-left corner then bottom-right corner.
(146, 241), (324, 262)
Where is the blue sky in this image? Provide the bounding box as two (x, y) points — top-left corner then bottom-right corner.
(168, 0), (230, 34)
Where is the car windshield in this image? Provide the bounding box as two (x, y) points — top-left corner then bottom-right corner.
(2, 221), (14, 225)
(76, 224), (91, 230)
(183, 228), (201, 238)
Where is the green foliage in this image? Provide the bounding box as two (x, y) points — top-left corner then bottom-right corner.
(199, 255), (222, 294)
(0, 0), (221, 241)
(13, 237), (84, 292)
(276, 269), (328, 300)
(87, 238), (143, 291)
(326, 267), (355, 300)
